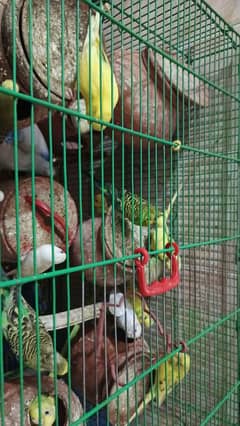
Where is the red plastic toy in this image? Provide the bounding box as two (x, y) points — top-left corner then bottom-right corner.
(134, 242), (180, 296)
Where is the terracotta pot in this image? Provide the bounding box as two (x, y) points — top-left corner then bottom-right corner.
(3, 375), (83, 425)
(70, 218), (127, 287)
(0, 177), (78, 262)
(109, 47), (209, 150)
(71, 312), (152, 425)
(69, 206), (146, 287)
(0, 0), (89, 126)
(70, 206), (168, 287)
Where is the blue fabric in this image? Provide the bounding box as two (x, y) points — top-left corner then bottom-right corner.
(71, 387), (113, 426)
(4, 131), (15, 144)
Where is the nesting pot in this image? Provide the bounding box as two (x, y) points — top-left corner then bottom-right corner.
(0, 0), (89, 124)
(0, 177), (78, 262)
(110, 47), (209, 150)
(71, 314), (153, 425)
(70, 217), (128, 287)
(3, 375), (83, 425)
(70, 206), (169, 287)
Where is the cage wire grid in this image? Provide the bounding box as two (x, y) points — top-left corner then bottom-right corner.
(0, 0), (239, 425)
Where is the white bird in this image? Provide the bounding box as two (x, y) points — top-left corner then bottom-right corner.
(7, 245), (66, 277)
(0, 124), (54, 176)
(108, 292), (142, 339)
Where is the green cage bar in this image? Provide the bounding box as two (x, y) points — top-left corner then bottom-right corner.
(0, 0), (239, 425)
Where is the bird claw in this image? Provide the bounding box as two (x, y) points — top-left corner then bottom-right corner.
(66, 87), (77, 107)
(176, 340), (188, 353)
(59, 88), (76, 116)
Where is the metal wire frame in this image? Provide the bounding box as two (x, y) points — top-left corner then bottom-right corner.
(0, 0), (239, 425)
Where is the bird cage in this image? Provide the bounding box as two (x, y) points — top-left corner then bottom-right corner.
(0, 0), (239, 425)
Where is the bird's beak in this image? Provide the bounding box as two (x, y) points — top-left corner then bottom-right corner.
(29, 416), (38, 425)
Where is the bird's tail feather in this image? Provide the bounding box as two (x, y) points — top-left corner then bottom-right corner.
(83, 10), (100, 53)
(90, 11), (101, 46)
(165, 184), (183, 221)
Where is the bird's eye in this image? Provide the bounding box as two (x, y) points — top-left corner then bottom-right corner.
(45, 410), (50, 415)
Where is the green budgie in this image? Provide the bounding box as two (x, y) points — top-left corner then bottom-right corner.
(92, 174), (166, 226)
(91, 171), (181, 229)
(94, 184), (157, 225)
(0, 267), (68, 375)
(95, 179), (181, 262)
(28, 395), (56, 426)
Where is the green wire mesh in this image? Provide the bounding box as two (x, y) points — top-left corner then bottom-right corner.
(0, 0), (239, 425)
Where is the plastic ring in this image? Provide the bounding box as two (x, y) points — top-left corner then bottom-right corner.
(134, 247), (149, 266)
(165, 241), (179, 257)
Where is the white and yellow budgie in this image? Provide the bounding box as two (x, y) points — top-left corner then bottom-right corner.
(126, 286), (153, 328)
(78, 11), (119, 131)
(28, 395), (56, 426)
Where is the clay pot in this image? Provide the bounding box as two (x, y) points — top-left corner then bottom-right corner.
(70, 206), (168, 287)
(70, 206), (149, 287)
(0, 177), (78, 262)
(71, 313), (152, 425)
(70, 217), (127, 287)
(3, 375), (83, 425)
(109, 47), (209, 150)
(0, 0), (89, 126)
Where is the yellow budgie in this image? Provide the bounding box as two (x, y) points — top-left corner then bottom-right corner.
(129, 352), (190, 423)
(126, 287), (153, 328)
(28, 395), (56, 426)
(0, 79), (19, 137)
(154, 352), (191, 404)
(78, 11), (119, 131)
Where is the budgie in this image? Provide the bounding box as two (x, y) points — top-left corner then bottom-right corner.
(77, 11), (119, 131)
(125, 287), (153, 328)
(154, 352), (191, 404)
(28, 395), (55, 426)
(7, 244), (66, 278)
(92, 174), (169, 226)
(0, 124), (54, 176)
(0, 279), (68, 375)
(129, 352), (190, 422)
(108, 292), (142, 339)
(0, 80), (19, 137)
(99, 187), (157, 225)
